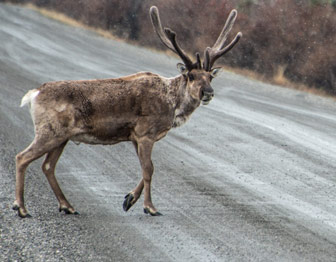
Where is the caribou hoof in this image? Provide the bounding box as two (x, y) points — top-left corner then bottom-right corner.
(123, 193), (135, 212)
(143, 207), (162, 216)
(59, 206), (79, 215)
(12, 204), (31, 218)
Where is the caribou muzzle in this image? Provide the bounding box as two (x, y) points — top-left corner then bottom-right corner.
(201, 90), (214, 105)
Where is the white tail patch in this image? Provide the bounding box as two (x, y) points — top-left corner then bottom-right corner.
(20, 89), (39, 107)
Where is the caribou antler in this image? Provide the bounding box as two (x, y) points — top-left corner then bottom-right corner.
(150, 6), (241, 72)
(150, 6), (195, 70)
(203, 10), (242, 71)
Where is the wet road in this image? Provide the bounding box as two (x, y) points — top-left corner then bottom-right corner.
(1, 4), (336, 261)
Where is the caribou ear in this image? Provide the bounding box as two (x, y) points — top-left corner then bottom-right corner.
(210, 67), (223, 78)
(177, 63), (188, 75)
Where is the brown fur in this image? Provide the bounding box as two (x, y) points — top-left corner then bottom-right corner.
(35, 73), (179, 143)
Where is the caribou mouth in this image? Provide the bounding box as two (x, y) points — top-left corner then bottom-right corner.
(201, 97), (212, 105)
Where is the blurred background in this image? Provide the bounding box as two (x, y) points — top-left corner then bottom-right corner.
(1, 0), (335, 95)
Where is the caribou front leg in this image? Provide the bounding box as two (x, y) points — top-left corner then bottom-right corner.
(123, 138), (161, 216)
(138, 138), (161, 216)
(123, 141), (144, 212)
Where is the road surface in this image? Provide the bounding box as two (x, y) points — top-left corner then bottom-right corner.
(1, 3), (336, 261)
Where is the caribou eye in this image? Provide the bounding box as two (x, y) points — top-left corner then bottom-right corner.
(188, 73), (195, 81)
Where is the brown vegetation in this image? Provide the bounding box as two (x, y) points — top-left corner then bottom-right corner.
(3, 0), (336, 94)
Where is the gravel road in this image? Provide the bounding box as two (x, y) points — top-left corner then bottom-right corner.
(1, 3), (336, 261)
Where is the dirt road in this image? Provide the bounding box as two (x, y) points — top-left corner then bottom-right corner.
(1, 4), (336, 261)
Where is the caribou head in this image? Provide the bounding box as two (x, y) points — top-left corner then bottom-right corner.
(150, 6), (242, 105)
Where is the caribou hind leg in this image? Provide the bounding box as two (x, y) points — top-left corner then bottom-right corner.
(13, 134), (68, 218)
(41, 141), (78, 215)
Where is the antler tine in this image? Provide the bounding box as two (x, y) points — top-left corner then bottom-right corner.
(150, 6), (175, 52)
(203, 48), (211, 71)
(150, 6), (194, 70)
(213, 9), (238, 50)
(204, 9), (242, 71)
(207, 32), (242, 70)
(196, 53), (201, 69)
(164, 28), (194, 69)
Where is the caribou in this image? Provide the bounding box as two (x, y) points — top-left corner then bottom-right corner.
(13, 6), (242, 218)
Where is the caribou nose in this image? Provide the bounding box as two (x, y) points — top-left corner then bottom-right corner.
(202, 90), (214, 99)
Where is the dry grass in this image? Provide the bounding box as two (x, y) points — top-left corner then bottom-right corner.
(271, 66), (329, 97)
(24, 3), (118, 41)
(273, 66), (291, 87)
(227, 65), (330, 98)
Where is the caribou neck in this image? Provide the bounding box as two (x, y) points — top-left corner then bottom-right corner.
(171, 75), (200, 128)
